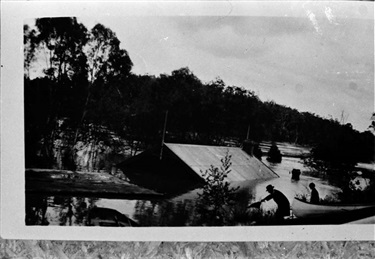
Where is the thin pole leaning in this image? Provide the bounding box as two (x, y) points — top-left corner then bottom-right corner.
(160, 110), (168, 160)
(246, 123), (250, 140)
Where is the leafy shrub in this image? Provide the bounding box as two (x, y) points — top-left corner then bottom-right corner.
(294, 193), (308, 202)
(319, 194), (340, 204)
(195, 152), (239, 226)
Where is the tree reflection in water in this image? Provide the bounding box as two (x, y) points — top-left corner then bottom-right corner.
(26, 190), (260, 226)
(132, 188), (260, 226)
(133, 200), (197, 226)
(25, 194), (49, 225)
(26, 194), (99, 226)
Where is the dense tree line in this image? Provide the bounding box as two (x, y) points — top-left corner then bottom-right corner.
(24, 17), (374, 169)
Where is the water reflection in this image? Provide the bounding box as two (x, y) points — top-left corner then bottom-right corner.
(25, 194), (49, 225)
(26, 157), (345, 226)
(259, 157), (341, 202)
(133, 200), (196, 226)
(26, 195), (99, 226)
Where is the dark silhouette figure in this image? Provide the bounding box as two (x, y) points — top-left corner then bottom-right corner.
(67, 203), (74, 226)
(253, 143), (263, 160)
(309, 182), (320, 204)
(261, 185), (290, 220)
(266, 143), (282, 163)
(291, 169), (301, 180)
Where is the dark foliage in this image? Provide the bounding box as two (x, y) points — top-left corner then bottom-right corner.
(24, 17), (375, 170)
(196, 153), (240, 226)
(267, 143), (282, 163)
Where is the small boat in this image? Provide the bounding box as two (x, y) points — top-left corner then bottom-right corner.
(346, 215), (375, 224)
(292, 198), (375, 219)
(248, 201), (262, 209)
(87, 207), (139, 227)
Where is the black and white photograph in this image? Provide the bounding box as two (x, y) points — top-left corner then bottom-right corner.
(1, 0), (374, 242)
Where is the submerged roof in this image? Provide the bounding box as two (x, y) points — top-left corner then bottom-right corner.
(164, 143), (279, 182)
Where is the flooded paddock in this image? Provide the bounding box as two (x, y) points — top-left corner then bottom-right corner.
(26, 154), (345, 226)
(26, 141), (374, 226)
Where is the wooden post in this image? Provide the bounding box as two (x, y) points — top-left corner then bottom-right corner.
(160, 110), (168, 160)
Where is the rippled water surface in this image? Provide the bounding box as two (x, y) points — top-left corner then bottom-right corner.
(26, 144), (356, 226)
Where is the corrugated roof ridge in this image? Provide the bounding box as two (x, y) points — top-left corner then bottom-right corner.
(164, 142), (279, 181)
(164, 142), (242, 150)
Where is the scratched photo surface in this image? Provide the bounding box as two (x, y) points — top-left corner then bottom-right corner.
(2, 1), (374, 241)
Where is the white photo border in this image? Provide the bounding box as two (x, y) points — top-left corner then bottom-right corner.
(1, 0), (374, 241)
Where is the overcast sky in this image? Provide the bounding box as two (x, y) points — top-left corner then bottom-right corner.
(27, 1), (374, 132)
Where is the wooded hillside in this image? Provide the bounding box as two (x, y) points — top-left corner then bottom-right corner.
(24, 17), (375, 169)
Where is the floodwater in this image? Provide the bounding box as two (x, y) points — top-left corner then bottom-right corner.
(25, 143), (363, 227)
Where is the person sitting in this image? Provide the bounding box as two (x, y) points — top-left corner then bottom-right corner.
(309, 182), (320, 204)
(261, 184), (290, 221)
